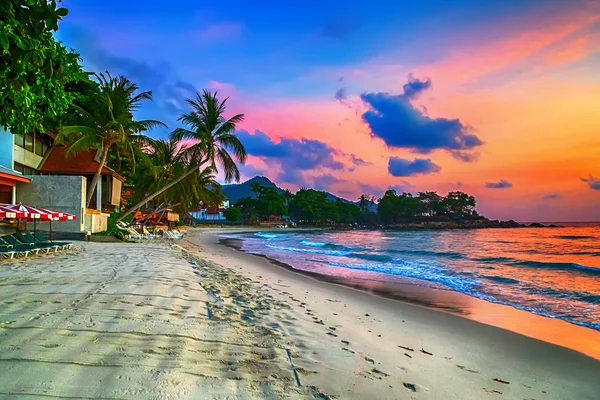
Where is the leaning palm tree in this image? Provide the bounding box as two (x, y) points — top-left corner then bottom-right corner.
(117, 90), (246, 222)
(56, 72), (166, 208)
(132, 137), (223, 214)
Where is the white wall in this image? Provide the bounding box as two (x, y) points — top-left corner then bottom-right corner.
(84, 212), (109, 233)
(13, 146), (43, 169)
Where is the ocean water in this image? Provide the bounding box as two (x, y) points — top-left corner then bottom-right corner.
(227, 224), (600, 331)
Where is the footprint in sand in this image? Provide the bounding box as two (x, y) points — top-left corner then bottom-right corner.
(403, 382), (417, 392)
(342, 347), (356, 354)
(40, 343), (62, 348)
(364, 356), (375, 364)
(456, 365), (479, 374)
(341, 340), (350, 345)
(372, 368), (390, 377)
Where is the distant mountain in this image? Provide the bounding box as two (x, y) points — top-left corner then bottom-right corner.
(221, 176), (283, 203)
(221, 176), (354, 205)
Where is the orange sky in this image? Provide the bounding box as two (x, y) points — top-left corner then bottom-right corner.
(221, 3), (600, 222)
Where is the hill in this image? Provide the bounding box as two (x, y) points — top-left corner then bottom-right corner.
(221, 176), (352, 204)
(221, 176), (282, 204)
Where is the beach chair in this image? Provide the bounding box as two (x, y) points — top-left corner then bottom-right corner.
(1, 235), (48, 255)
(30, 232), (72, 250)
(0, 238), (31, 258)
(0, 247), (17, 259)
(142, 227), (156, 240)
(14, 232), (59, 252)
(17, 232), (65, 252)
(115, 222), (142, 240)
(164, 230), (183, 240)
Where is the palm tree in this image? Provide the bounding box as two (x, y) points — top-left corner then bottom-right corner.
(117, 90), (246, 222)
(56, 72), (166, 208)
(282, 189), (293, 207)
(250, 181), (263, 197)
(133, 138), (224, 213)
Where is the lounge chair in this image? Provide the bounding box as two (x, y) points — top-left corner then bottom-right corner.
(164, 230), (183, 239)
(16, 232), (61, 252)
(115, 222), (142, 240)
(1, 235), (49, 255)
(0, 246), (17, 259)
(0, 238), (31, 258)
(142, 227), (156, 240)
(30, 232), (72, 250)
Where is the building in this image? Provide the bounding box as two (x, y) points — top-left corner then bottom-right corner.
(0, 165), (30, 204)
(190, 206), (226, 221)
(0, 129), (125, 234)
(39, 146), (125, 212)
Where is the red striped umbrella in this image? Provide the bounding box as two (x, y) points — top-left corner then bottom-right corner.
(0, 205), (20, 219)
(59, 213), (77, 221)
(22, 208), (76, 222)
(0, 203), (52, 220)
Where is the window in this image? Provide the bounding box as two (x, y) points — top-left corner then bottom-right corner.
(13, 162), (37, 175)
(15, 132), (52, 156)
(24, 134), (34, 152)
(34, 136), (50, 156)
(14, 134), (24, 147)
(34, 138), (43, 155)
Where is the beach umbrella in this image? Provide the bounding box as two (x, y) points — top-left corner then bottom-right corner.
(0, 204), (27, 219)
(1, 203), (52, 220)
(0, 205), (20, 219)
(24, 208), (76, 241)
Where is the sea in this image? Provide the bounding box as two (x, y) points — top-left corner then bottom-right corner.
(225, 224), (600, 332)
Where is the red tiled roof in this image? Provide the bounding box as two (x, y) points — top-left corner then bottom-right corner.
(40, 147), (125, 182)
(205, 207), (221, 215)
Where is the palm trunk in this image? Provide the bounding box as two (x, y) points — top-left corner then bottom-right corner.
(86, 146), (110, 208)
(117, 166), (199, 223)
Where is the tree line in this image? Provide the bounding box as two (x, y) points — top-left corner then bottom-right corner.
(225, 184), (479, 227)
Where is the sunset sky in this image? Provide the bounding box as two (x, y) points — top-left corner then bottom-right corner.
(57, 0), (600, 222)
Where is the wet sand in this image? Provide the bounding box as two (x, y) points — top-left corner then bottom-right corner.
(0, 231), (599, 399)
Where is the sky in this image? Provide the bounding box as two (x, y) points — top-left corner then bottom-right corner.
(56, 0), (600, 222)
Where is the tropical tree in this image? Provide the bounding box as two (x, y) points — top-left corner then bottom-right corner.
(0, 0), (87, 135)
(131, 137), (224, 214)
(418, 191), (443, 217)
(117, 90), (247, 222)
(56, 72), (165, 207)
(223, 207), (243, 222)
(282, 189), (293, 207)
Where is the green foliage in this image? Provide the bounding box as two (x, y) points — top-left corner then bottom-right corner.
(117, 90), (247, 222)
(377, 190), (477, 224)
(171, 90), (247, 183)
(93, 211), (133, 236)
(223, 207), (242, 222)
(286, 188), (360, 225)
(0, 0), (87, 135)
(130, 138), (224, 213)
(56, 72), (166, 206)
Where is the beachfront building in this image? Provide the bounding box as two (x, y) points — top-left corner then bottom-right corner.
(189, 200), (230, 221)
(190, 206), (226, 221)
(0, 129), (125, 234)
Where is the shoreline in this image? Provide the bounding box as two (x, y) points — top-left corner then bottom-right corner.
(186, 229), (600, 399)
(1, 235), (599, 399)
(211, 229), (600, 361)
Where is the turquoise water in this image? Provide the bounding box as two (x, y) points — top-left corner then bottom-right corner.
(228, 225), (600, 331)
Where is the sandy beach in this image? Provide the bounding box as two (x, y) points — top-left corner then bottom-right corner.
(1, 229), (599, 399)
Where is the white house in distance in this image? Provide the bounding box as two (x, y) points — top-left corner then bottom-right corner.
(190, 200), (230, 221)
